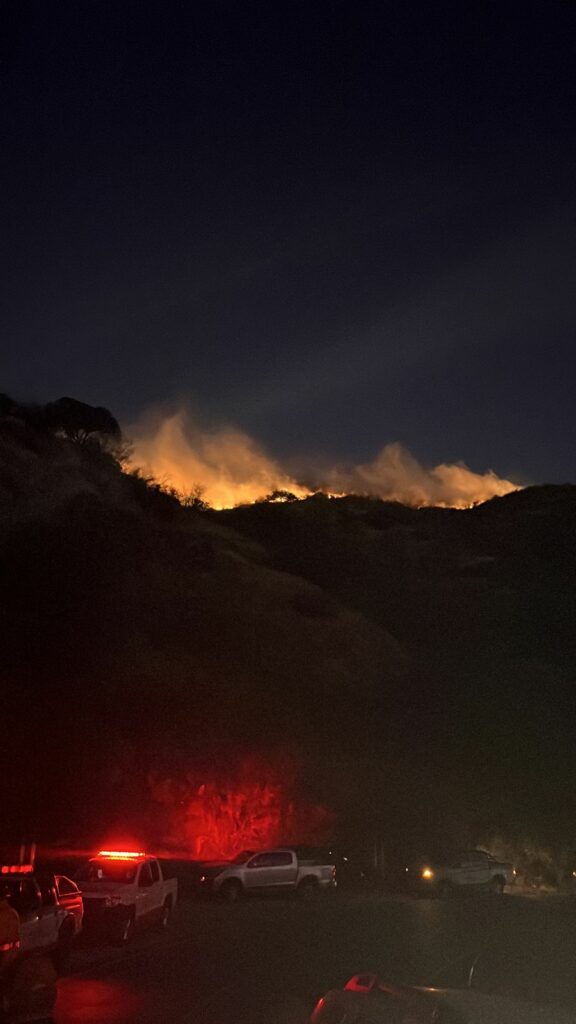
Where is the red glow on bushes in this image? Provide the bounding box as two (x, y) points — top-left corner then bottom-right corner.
(149, 758), (334, 860)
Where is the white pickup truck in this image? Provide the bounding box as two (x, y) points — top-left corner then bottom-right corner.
(76, 851), (177, 943)
(410, 849), (515, 897)
(200, 848), (336, 901)
(0, 865), (72, 1021)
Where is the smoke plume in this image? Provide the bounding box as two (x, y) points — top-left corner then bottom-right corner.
(129, 409), (520, 509)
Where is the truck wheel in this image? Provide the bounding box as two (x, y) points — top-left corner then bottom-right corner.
(490, 876), (505, 895)
(298, 877), (319, 899)
(159, 897), (172, 930)
(437, 880), (452, 899)
(113, 910), (135, 945)
(220, 880), (243, 903)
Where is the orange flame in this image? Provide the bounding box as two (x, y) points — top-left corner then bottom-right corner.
(129, 409), (520, 510)
(325, 442), (520, 508)
(130, 410), (308, 509)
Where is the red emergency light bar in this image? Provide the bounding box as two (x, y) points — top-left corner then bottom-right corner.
(1, 865), (33, 874)
(97, 850), (146, 860)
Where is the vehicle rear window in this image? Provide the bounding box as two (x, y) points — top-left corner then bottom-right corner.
(248, 852), (293, 868)
(2, 878), (39, 916)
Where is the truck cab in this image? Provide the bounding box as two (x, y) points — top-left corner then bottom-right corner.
(77, 850), (177, 943)
(1, 866), (68, 956)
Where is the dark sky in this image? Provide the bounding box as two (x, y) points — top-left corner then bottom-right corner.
(2, 0), (575, 482)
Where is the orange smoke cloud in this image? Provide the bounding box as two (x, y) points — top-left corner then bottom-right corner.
(129, 410), (308, 509)
(325, 442), (520, 508)
(129, 409), (520, 509)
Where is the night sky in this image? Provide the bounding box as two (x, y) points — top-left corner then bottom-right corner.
(2, 0), (575, 484)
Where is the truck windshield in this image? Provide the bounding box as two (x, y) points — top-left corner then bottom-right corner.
(76, 860), (138, 884)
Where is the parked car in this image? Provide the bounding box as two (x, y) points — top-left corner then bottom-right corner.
(2, 867), (73, 964)
(200, 847), (336, 901)
(406, 849), (515, 897)
(310, 973), (575, 1024)
(76, 850), (177, 943)
(0, 862), (70, 1022)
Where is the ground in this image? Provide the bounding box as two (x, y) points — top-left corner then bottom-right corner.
(54, 892), (576, 1023)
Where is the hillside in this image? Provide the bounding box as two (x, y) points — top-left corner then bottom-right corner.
(216, 487), (576, 848)
(0, 404), (402, 851)
(1, 398), (575, 862)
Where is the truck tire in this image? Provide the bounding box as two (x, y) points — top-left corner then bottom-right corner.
(220, 879), (243, 903)
(490, 875), (505, 895)
(159, 897), (172, 930)
(298, 877), (319, 899)
(113, 909), (135, 945)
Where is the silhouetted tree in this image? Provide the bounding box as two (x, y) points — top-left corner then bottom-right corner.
(262, 490), (299, 503)
(181, 486), (210, 511)
(44, 396), (121, 445)
(0, 393), (18, 418)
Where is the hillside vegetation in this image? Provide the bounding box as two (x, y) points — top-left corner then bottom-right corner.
(1, 396), (575, 864)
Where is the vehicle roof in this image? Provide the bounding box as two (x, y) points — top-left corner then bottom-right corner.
(240, 848), (295, 855)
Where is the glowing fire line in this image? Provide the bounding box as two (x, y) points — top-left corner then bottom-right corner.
(129, 410), (521, 511)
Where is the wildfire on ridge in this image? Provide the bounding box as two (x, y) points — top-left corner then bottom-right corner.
(129, 409), (521, 511)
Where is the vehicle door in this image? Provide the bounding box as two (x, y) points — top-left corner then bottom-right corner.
(135, 861), (155, 922)
(244, 851), (297, 890)
(464, 850), (491, 886)
(147, 859), (164, 916)
(445, 854), (468, 887)
(38, 874), (65, 945)
(56, 876), (83, 933)
(12, 878), (48, 951)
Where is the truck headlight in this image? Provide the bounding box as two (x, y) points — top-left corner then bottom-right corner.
(421, 868), (434, 880)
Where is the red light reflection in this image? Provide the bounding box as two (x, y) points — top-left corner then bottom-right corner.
(56, 978), (143, 1023)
